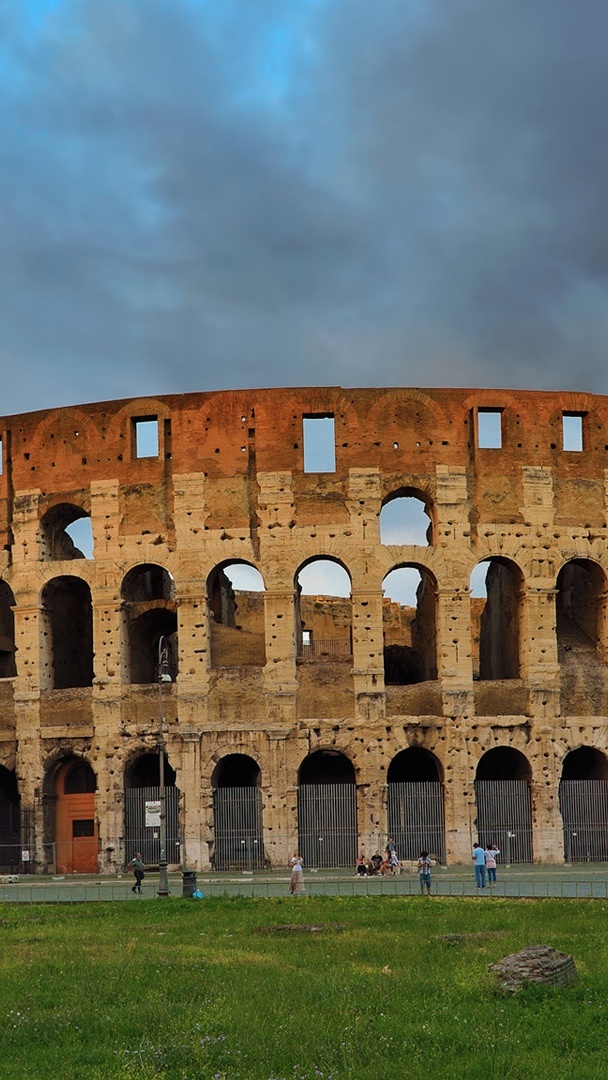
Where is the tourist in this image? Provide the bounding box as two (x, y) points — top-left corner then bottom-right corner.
(370, 850), (383, 875)
(417, 850), (432, 894)
(356, 854), (368, 876)
(389, 850), (399, 875)
(472, 843), (486, 890)
(290, 850), (305, 895)
(485, 843), (500, 886)
(386, 837), (397, 858)
(128, 852), (145, 894)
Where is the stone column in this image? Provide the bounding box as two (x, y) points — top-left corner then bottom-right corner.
(529, 723), (564, 863)
(351, 589), (385, 722)
(521, 583), (560, 718)
(179, 731), (204, 870)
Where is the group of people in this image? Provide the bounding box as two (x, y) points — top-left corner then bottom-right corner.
(356, 843), (398, 877)
(472, 843), (500, 889)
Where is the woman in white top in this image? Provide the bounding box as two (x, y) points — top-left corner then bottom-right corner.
(290, 851), (305, 895)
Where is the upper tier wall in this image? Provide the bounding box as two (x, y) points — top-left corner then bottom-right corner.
(0, 386), (606, 547)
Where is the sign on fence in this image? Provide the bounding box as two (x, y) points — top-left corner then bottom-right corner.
(145, 801), (161, 828)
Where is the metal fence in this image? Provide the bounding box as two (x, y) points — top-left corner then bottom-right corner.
(298, 639), (352, 659)
(474, 780), (533, 863)
(124, 787), (181, 864)
(212, 786), (265, 870)
(298, 783), (358, 867)
(387, 782), (446, 863)
(559, 780), (608, 861)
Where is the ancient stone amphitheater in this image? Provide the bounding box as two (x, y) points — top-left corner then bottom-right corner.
(0, 386), (607, 873)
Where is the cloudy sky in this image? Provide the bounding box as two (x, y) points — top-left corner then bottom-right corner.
(2, 0), (608, 417)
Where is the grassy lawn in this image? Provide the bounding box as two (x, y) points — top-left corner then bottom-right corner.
(1, 896), (607, 1079)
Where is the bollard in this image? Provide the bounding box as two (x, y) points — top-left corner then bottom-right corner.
(182, 869), (197, 898)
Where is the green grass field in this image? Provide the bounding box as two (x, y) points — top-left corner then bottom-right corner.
(1, 896), (607, 1079)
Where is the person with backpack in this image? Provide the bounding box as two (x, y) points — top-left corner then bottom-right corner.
(417, 851), (432, 894)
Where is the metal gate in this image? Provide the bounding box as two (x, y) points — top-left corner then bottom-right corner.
(213, 786), (265, 870)
(124, 786), (181, 865)
(0, 806), (33, 872)
(297, 782), (357, 868)
(474, 780), (533, 863)
(559, 780), (608, 861)
(387, 782), (446, 863)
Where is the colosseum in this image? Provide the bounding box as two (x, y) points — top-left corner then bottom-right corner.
(0, 385), (607, 874)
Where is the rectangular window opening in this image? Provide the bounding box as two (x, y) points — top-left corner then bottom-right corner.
(477, 409), (503, 449)
(303, 414), (336, 473)
(72, 819), (95, 837)
(134, 417), (159, 458)
(302, 629), (312, 646)
(562, 412), (584, 452)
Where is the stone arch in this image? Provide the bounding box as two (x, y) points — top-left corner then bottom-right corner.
(211, 754), (264, 871)
(382, 563), (437, 683)
(207, 560), (266, 667)
(474, 746), (532, 863)
(295, 556), (352, 660)
(123, 750), (180, 866)
(40, 576), (94, 689)
(45, 756), (98, 874)
(387, 747), (445, 863)
(380, 487), (434, 547)
(556, 558), (608, 716)
(368, 389), (448, 452)
(297, 750), (357, 868)
(559, 746), (608, 862)
(39, 502), (93, 561)
(0, 765), (21, 872)
(121, 564), (178, 683)
(472, 556), (524, 680)
(0, 580), (16, 679)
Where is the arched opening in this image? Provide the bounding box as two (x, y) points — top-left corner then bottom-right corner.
(380, 490), (433, 547)
(472, 558), (522, 680)
(211, 754), (264, 870)
(0, 766), (23, 872)
(387, 748), (445, 863)
(207, 562), (266, 667)
(39, 504), (93, 560)
(559, 747), (608, 862)
(556, 560), (608, 715)
(41, 577), (94, 689)
(295, 558), (352, 660)
(124, 752), (180, 866)
(121, 565), (178, 684)
(382, 566), (437, 684)
(52, 758), (98, 874)
(0, 581), (16, 678)
(297, 750), (357, 868)
(474, 747), (532, 863)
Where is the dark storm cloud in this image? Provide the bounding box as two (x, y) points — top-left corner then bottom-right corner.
(1, 0), (608, 413)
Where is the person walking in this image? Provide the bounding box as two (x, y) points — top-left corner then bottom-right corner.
(472, 843), (486, 890)
(290, 851), (305, 895)
(128, 852), (145, 894)
(417, 851), (432, 895)
(485, 844), (500, 886)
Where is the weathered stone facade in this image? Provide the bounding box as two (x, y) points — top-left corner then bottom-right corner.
(1, 386), (608, 871)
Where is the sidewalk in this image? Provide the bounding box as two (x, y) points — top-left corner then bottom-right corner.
(3, 863), (608, 902)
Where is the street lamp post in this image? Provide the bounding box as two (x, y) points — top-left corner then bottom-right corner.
(157, 636), (172, 898)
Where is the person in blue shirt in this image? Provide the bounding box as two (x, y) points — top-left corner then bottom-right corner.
(472, 843), (486, 889)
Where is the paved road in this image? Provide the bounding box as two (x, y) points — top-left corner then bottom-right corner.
(4, 865), (608, 902)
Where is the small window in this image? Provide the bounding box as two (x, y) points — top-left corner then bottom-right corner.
(302, 629), (312, 646)
(562, 413), (583, 452)
(303, 415), (336, 473)
(134, 418), (159, 458)
(72, 819), (95, 838)
(477, 409), (502, 449)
